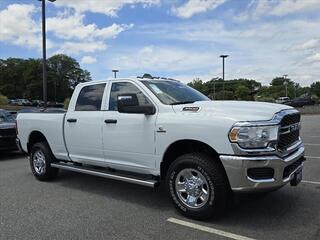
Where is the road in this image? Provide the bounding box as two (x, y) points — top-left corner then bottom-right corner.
(0, 115), (319, 240)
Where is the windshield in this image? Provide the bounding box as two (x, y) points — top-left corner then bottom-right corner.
(141, 80), (209, 105)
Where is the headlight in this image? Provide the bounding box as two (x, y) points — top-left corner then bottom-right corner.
(229, 125), (279, 149)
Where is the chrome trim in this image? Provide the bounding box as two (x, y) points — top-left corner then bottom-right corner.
(231, 139), (303, 157)
(283, 165), (303, 182)
(220, 145), (305, 191)
(229, 109), (301, 157)
(232, 109), (298, 127)
(51, 162), (158, 187)
(247, 177), (275, 183)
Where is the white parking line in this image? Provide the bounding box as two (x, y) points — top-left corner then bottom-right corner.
(305, 155), (320, 159)
(167, 218), (256, 240)
(302, 180), (320, 185)
(304, 143), (320, 146)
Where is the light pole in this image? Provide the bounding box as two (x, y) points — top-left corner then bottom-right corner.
(39, 0), (56, 108)
(112, 70), (119, 78)
(283, 74), (288, 98)
(220, 55), (229, 100)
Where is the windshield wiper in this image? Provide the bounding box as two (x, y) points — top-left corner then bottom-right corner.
(170, 101), (195, 105)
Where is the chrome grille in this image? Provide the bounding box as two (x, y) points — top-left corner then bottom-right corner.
(278, 112), (301, 150)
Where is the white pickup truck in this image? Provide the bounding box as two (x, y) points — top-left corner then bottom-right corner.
(16, 77), (305, 220)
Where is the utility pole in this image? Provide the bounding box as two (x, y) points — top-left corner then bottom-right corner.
(283, 74), (288, 98)
(39, 0), (56, 108)
(220, 55), (229, 100)
(112, 70), (119, 78)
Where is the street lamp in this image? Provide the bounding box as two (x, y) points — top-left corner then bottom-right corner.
(220, 55), (229, 100)
(39, 0), (56, 108)
(112, 70), (119, 78)
(283, 74), (288, 97)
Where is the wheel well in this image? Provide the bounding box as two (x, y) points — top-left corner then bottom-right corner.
(160, 140), (224, 179)
(27, 131), (48, 153)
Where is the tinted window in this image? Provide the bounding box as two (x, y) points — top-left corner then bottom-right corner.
(141, 80), (209, 105)
(75, 84), (106, 111)
(109, 82), (151, 111)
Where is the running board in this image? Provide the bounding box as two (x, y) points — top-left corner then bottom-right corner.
(51, 162), (159, 188)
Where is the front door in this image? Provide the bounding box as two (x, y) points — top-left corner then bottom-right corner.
(102, 81), (157, 171)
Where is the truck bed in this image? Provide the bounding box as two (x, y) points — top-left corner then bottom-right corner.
(17, 112), (69, 160)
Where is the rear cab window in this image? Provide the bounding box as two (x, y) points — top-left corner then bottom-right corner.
(75, 84), (106, 111)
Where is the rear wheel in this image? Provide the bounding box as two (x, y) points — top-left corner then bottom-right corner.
(166, 153), (230, 220)
(30, 142), (59, 181)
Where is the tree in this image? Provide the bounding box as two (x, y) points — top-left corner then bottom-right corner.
(0, 55), (91, 102)
(311, 82), (320, 97)
(235, 85), (250, 100)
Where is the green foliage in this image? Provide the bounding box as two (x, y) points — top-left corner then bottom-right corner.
(188, 78), (260, 100)
(64, 98), (70, 109)
(0, 55), (91, 101)
(188, 76), (319, 101)
(0, 93), (8, 105)
(235, 85), (250, 100)
(311, 82), (320, 97)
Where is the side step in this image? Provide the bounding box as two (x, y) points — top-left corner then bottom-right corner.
(51, 162), (159, 188)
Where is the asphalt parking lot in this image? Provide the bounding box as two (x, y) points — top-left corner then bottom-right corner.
(0, 115), (319, 240)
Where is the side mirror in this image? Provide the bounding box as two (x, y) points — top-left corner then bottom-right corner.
(117, 94), (155, 115)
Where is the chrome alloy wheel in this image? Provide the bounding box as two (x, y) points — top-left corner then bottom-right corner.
(33, 150), (46, 174)
(175, 168), (210, 209)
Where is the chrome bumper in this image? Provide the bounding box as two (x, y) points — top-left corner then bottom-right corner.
(220, 144), (305, 192)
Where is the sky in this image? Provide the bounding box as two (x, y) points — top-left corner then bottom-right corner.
(0, 0), (319, 86)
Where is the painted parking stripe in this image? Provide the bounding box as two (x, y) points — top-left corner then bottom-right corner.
(302, 180), (320, 185)
(304, 143), (320, 146)
(167, 218), (256, 240)
(305, 155), (320, 159)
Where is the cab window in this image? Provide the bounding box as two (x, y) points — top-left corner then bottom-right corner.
(75, 84), (106, 111)
(109, 82), (151, 111)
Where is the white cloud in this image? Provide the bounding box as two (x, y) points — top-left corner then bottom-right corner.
(0, 4), (43, 49)
(81, 56), (97, 64)
(171, 0), (227, 18)
(235, 0), (320, 21)
(47, 13), (133, 40)
(132, 17), (320, 86)
(53, 0), (160, 17)
(270, 0), (320, 16)
(291, 39), (320, 51)
(109, 45), (219, 72)
(56, 41), (107, 55)
(306, 53), (320, 64)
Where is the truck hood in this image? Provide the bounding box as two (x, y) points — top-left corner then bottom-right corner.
(172, 100), (293, 122)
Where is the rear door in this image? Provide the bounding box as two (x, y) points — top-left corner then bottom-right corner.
(64, 83), (106, 163)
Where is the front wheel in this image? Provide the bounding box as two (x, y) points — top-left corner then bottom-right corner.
(30, 142), (59, 181)
(166, 153), (230, 220)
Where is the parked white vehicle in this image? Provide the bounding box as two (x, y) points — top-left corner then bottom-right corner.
(16, 77), (305, 220)
(276, 97), (290, 104)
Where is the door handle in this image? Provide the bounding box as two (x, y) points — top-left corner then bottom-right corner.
(67, 118), (77, 123)
(105, 119), (117, 124)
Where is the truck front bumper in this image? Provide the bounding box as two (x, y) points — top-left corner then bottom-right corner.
(220, 144), (305, 192)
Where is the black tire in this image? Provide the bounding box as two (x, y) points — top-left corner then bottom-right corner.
(30, 142), (59, 181)
(166, 153), (230, 220)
